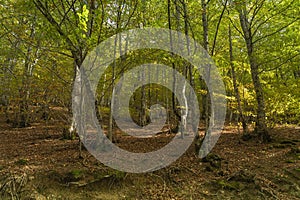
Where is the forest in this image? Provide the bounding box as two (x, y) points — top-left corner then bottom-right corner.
(0, 0), (299, 199)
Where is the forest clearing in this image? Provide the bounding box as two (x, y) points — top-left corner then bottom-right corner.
(0, 0), (299, 199)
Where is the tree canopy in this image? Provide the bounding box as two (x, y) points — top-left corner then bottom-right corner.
(0, 0), (299, 135)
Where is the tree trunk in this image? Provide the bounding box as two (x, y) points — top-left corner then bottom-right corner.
(2, 40), (19, 124)
(201, 0), (211, 130)
(167, 0), (178, 125)
(17, 17), (39, 128)
(108, 36), (117, 141)
(228, 24), (248, 133)
(238, 7), (270, 142)
(195, 0), (211, 155)
(140, 65), (147, 126)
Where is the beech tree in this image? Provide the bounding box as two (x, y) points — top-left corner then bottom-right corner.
(227, 0), (299, 141)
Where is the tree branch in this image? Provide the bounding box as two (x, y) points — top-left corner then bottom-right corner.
(253, 18), (298, 44)
(249, 0), (265, 27)
(34, 0), (77, 52)
(211, 0), (227, 56)
(252, 0), (296, 37)
(259, 53), (300, 74)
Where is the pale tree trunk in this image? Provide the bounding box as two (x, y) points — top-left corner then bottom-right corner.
(70, 62), (81, 155)
(174, 0), (181, 120)
(201, 0), (213, 132)
(17, 16), (40, 128)
(140, 66), (147, 126)
(174, 0), (188, 137)
(108, 1), (126, 141)
(163, 68), (170, 125)
(167, 0), (178, 128)
(196, 0), (227, 154)
(1, 40), (19, 123)
(108, 36), (117, 141)
(100, 74), (107, 107)
(181, 81), (188, 138)
(201, 0), (209, 51)
(148, 64), (151, 110)
(182, 0), (192, 137)
(196, 0), (210, 154)
(228, 24), (248, 133)
(34, 0), (103, 157)
(238, 6), (270, 141)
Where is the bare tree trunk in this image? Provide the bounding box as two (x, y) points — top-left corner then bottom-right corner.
(34, 0), (103, 157)
(108, 1), (125, 141)
(173, 0), (189, 138)
(2, 40), (19, 124)
(201, 0), (212, 130)
(140, 65), (147, 126)
(196, 0), (210, 155)
(228, 24), (248, 133)
(17, 16), (40, 128)
(238, 7), (270, 142)
(108, 35), (117, 141)
(167, 0), (179, 128)
(182, 0), (192, 137)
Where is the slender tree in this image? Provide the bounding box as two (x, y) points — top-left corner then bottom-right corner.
(228, 23), (248, 133)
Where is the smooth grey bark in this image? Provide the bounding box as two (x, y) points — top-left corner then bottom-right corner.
(1, 40), (19, 123)
(182, 0), (192, 137)
(201, 0), (211, 131)
(238, 6), (270, 141)
(195, 0), (210, 154)
(167, 0), (178, 126)
(18, 14), (40, 128)
(196, 0), (227, 154)
(173, 0), (188, 138)
(34, 0), (102, 157)
(140, 66), (147, 126)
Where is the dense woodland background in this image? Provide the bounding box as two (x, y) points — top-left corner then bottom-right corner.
(0, 0), (299, 199)
(0, 0), (299, 131)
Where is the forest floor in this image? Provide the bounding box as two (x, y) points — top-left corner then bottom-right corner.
(0, 111), (299, 200)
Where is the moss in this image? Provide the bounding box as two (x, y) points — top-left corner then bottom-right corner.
(65, 169), (85, 182)
(70, 169), (84, 179)
(113, 170), (126, 179)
